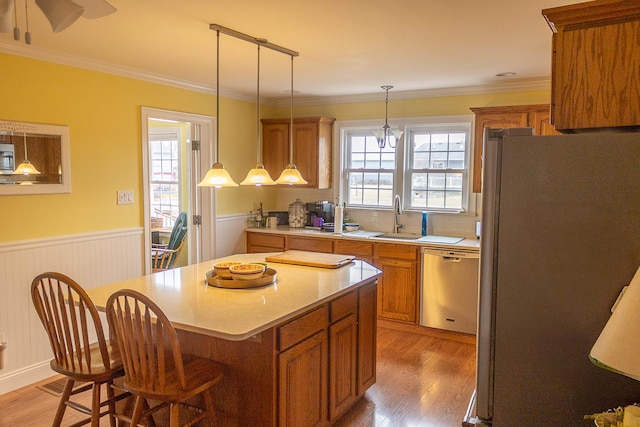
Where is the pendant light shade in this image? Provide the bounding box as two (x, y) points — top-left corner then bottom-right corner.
(198, 29), (239, 188)
(13, 132), (41, 175)
(276, 56), (307, 185)
(35, 0), (84, 33)
(373, 85), (403, 149)
(198, 162), (237, 188)
(241, 43), (275, 186)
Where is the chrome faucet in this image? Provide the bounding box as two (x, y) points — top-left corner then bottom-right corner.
(393, 194), (404, 233)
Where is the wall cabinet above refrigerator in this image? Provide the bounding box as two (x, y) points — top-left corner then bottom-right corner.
(543, 0), (640, 132)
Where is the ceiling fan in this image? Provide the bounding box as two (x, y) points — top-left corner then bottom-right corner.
(0, 0), (116, 39)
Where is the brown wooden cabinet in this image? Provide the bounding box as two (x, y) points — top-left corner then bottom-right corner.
(247, 231), (420, 325)
(543, 0), (640, 132)
(275, 283), (377, 426)
(470, 104), (560, 193)
(262, 116), (335, 189)
(373, 243), (419, 323)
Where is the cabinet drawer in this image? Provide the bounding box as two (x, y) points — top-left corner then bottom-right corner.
(374, 243), (419, 261)
(334, 240), (373, 258)
(287, 236), (333, 253)
(330, 291), (357, 323)
(247, 232), (285, 250)
(278, 305), (328, 351)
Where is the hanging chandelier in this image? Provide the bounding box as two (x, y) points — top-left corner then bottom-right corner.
(275, 55), (308, 185)
(373, 85), (403, 149)
(240, 43), (276, 186)
(13, 132), (41, 175)
(197, 29), (239, 188)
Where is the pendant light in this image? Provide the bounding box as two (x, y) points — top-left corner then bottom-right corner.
(276, 55), (308, 185)
(241, 43), (276, 186)
(13, 132), (41, 175)
(198, 29), (238, 188)
(373, 85), (403, 149)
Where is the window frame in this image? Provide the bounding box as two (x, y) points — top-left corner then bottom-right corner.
(338, 115), (474, 214)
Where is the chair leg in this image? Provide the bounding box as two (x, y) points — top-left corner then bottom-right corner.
(106, 380), (117, 427)
(169, 403), (180, 427)
(91, 382), (101, 426)
(53, 378), (74, 427)
(203, 389), (218, 427)
(129, 396), (146, 427)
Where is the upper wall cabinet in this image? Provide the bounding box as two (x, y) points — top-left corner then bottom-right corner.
(470, 105), (560, 193)
(262, 116), (335, 189)
(542, 0), (640, 132)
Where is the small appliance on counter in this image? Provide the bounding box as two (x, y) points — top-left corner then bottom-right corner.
(306, 201), (334, 226)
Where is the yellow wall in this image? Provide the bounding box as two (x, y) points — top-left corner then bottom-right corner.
(0, 51), (551, 243)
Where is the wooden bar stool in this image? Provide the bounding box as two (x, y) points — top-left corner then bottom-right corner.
(31, 272), (128, 427)
(106, 289), (225, 427)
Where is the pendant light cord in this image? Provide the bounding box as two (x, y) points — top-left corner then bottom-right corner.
(289, 55), (294, 164)
(256, 44), (261, 164)
(215, 30), (220, 163)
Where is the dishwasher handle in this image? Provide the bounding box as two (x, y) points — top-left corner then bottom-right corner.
(422, 248), (480, 260)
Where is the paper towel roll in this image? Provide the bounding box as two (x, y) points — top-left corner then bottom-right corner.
(334, 206), (343, 234)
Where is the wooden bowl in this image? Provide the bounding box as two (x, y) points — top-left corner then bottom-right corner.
(213, 261), (242, 279)
(229, 263), (266, 281)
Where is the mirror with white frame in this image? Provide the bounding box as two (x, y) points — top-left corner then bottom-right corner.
(0, 120), (71, 195)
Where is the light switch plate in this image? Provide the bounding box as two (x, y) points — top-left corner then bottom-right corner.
(117, 190), (134, 205)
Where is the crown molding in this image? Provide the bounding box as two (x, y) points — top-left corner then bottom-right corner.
(1, 41), (550, 107)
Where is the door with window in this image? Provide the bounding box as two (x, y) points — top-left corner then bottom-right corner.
(142, 108), (216, 274)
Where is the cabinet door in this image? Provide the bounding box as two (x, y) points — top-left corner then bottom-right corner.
(357, 282), (377, 395)
(470, 108), (529, 193)
(329, 314), (357, 421)
(530, 109), (561, 136)
(374, 258), (418, 323)
(278, 331), (329, 427)
(262, 122), (290, 180)
(292, 122), (319, 188)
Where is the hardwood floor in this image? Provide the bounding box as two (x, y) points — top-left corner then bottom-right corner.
(0, 323), (476, 426)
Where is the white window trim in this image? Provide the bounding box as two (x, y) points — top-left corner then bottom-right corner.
(335, 114), (476, 215)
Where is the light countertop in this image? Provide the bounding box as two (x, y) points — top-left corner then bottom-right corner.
(86, 253), (380, 341)
(247, 226), (481, 251)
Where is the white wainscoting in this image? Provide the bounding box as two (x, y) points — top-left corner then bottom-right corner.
(0, 228), (144, 395)
(214, 213), (248, 258)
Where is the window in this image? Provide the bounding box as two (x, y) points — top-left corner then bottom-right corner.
(341, 118), (472, 213)
(344, 131), (397, 207)
(150, 130), (181, 228)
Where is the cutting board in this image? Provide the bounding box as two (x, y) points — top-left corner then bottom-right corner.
(265, 250), (355, 268)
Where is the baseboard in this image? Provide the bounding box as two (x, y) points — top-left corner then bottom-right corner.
(377, 318), (477, 344)
(0, 361), (53, 396)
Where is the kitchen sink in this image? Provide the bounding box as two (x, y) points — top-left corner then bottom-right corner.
(375, 232), (422, 240)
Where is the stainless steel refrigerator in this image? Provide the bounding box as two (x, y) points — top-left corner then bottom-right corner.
(466, 128), (640, 426)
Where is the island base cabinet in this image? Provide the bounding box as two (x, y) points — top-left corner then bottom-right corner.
(329, 314), (358, 421)
(279, 331), (329, 427)
(357, 282), (377, 394)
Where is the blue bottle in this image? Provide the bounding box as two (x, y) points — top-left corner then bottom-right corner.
(421, 211), (428, 236)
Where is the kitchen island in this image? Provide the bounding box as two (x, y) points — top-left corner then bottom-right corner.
(86, 252), (381, 426)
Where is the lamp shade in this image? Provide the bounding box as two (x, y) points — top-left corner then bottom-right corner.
(276, 163), (308, 185)
(197, 162), (238, 188)
(590, 265), (640, 381)
(240, 163), (276, 186)
(35, 0), (84, 33)
(13, 160), (41, 175)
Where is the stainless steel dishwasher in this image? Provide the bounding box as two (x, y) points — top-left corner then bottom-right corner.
(420, 247), (480, 334)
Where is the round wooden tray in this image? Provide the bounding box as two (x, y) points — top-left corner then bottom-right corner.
(205, 268), (277, 289)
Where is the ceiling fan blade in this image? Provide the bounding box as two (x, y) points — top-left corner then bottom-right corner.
(74, 0), (116, 19)
(35, 0), (84, 33)
(0, 0), (14, 33)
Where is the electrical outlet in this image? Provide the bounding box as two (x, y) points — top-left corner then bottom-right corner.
(117, 190), (134, 205)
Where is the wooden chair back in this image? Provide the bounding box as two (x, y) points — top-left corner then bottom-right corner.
(31, 272), (113, 374)
(106, 289), (187, 393)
